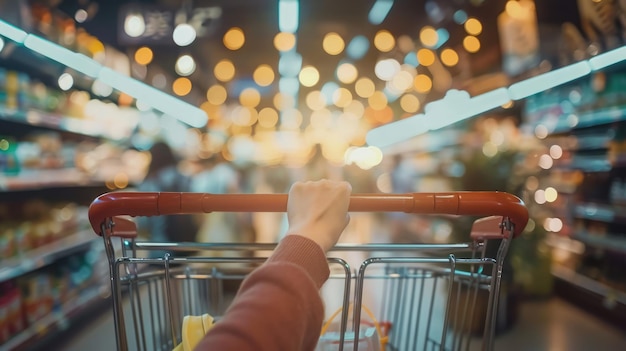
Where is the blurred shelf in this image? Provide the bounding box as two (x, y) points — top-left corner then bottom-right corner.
(573, 202), (626, 224)
(575, 106), (626, 130)
(552, 264), (626, 308)
(543, 106), (626, 135)
(555, 155), (612, 172)
(0, 229), (98, 282)
(0, 168), (103, 192)
(0, 105), (122, 140)
(0, 285), (108, 351)
(571, 231), (626, 254)
(573, 203), (616, 223)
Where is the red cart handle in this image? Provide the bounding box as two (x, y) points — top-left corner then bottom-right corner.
(88, 191), (528, 237)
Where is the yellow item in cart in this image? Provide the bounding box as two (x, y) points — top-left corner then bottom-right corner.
(172, 313), (215, 351)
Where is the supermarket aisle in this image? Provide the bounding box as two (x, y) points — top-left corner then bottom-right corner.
(54, 295), (626, 350)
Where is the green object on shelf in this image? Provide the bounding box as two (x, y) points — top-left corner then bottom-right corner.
(0, 135), (20, 175)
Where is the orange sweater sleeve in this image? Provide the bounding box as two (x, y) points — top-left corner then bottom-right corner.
(194, 235), (330, 351)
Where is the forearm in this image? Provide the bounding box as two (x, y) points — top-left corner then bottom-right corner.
(194, 236), (330, 351)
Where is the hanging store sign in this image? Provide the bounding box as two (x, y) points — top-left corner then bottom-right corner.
(117, 4), (221, 46)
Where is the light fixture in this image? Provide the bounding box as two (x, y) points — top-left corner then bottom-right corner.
(368, 0), (394, 25)
(134, 47), (153, 65)
(173, 23), (196, 46)
(175, 54), (196, 76)
(346, 35), (369, 60)
(124, 13), (146, 38)
(224, 27), (245, 50)
(322, 32), (345, 55)
(75, 9), (88, 23)
(274, 32), (296, 52)
(299, 66), (320, 87)
(279, 0), (300, 33)
(58, 73), (74, 91)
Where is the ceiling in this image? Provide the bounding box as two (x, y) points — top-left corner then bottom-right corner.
(45, 0), (581, 108)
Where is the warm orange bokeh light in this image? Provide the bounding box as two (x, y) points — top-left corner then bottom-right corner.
(172, 77), (192, 96)
(440, 48), (459, 66)
(224, 27), (245, 50)
(134, 47), (153, 65)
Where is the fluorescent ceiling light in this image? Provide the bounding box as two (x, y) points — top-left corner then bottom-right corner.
(508, 61), (591, 100)
(589, 46), (626, 71)
(368, 0), (394, 25)
(98, 67), (207, 128)
(0, 19), (27, 43)
(346, 35), (369, 60)
(367, 88), (511, 147)
(24, 34), (102, 77)
(3, 20), (207, 128)
(279, 0), (299, 33)
(366, 113), (429, 148)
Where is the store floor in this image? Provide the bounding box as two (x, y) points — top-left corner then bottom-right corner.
(52, 295), (625, 350)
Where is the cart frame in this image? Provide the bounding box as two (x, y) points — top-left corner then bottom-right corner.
(89, 191), (528, 351)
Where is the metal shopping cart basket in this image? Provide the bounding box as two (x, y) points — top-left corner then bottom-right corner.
(88, 191), (528, 351)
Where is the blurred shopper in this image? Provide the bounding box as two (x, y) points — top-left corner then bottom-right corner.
(252, 165), (292, 246)
(388, 154), (422, 242)
(191, 155), (254, 257)
(195, 180), (352, 351)
(137, 141), (198, 257)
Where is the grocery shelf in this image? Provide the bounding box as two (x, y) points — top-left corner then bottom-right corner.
(0, 229), (98, 282)
(573, 202), (626, 224)
(552, 265), (626, 306)
(536, 106), (626, 135)
(575, 106), (626, 130)
(571, 231), (626, 254)
(0, 285), (108, 351)
(0, 105), (118, 140)
(0, 168), (103, 192)
(556, 155), (612, 173)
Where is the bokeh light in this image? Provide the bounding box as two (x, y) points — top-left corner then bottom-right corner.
(374, 30), (395, 52)
(417, 49), (435, 66)
(224, 27), (245, 50)
(207, 85), (227, 105)
(306, 90), (327, 110)
(134, 47), (153, 65)
(368, 91), (388, 110)
(440, 49), (459, 66)
(463, 36), (481, 53)
(172, 77), (192, 96)
(413, 74), (433, 94)
(419, 26), (438, 47)
(254, 64), (275, 86)
(355, 77), (375, 98)
(258, 107), (279, 128)
(336, 62), (358, 84)
(274, 32), (296, 51)
(464, 18), (483, 35)
(239, 87), (261, 108)
(400, 94), (421, 113)
(332, 88), (353, 108)
(214, 59), (236, 82)
(299, 66), (320, 87)
(323, 32), (345, 55)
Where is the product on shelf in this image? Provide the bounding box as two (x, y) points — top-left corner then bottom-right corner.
(0, 280), (25, 344)
(0, 200), (82, 263)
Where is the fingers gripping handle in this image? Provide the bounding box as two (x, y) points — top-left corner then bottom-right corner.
(89, 191), (528, 238)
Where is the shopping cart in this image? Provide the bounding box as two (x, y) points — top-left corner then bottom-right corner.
(88, 191), (528, 351)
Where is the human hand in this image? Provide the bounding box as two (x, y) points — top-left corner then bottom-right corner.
(285, 180), (352, 253)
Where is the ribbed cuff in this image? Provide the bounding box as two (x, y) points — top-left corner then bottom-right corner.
(267, 235), (330, 289)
